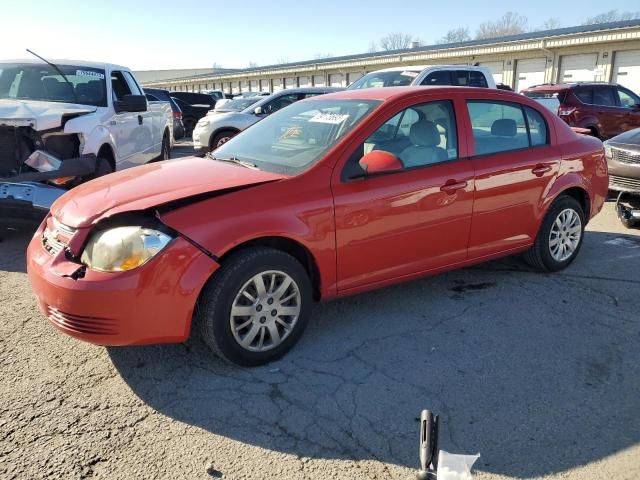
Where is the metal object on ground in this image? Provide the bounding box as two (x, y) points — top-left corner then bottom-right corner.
(417, 409), (439, 480)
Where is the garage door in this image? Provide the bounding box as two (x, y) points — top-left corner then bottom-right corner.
(515, 58), (546, 92)
(559, 53), (598, 83)
(347, 72), (364, 86)
(613, 50), (640, 94)
(298, 76), (310, 87)
(259, 79), (270, 92)
(313, 75), (325, 87)
(479, 61), (504, 84)
(329, 74), (343, 87)
(272, 79), (283, 92)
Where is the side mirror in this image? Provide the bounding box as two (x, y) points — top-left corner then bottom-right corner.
(358, 150), (403, 175)
(254, 106), (263, 115)
(114, 94), (148, 114)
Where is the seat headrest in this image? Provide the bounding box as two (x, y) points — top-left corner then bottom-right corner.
(409, 120), (440, 147)
(491, 119), (517, 137)
(76, 80), (105, 103)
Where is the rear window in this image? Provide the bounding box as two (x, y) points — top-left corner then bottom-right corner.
(574, 87), (593, 104)
(522, 90), (567, 112)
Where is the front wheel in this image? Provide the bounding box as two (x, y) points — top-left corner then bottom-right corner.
(195, 248), (312, 366)
(210, 130), (236, 151)
(523, 195), (586, 272)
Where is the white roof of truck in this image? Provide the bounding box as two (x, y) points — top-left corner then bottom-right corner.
(1, 58), (128, 71)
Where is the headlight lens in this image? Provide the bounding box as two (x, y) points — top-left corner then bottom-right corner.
(196, 119), (210, 128)
(80, 226), (173, 272)
(603, 142), (612, 160)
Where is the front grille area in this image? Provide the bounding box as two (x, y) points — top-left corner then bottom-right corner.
(611, 147), (640, 165)
(41, 218), (75, 256)
(47, 307), (118, 336)
(610, 175), (640, 192)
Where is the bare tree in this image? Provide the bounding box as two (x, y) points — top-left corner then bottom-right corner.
(247, 61), (258, 68)
(368, 41), (378, 53)
(212, 62), (223, 70)
(314, 53), (334, 60)
(476, 12), (528, 39)
(539, 18), (562, 30)
(379, 32), (415, 51)
(276, 57), (289, 65)
(583, 10), (640, 24)
(437, 27), (471, 44)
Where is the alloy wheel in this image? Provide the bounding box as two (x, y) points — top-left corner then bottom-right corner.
(548, 208), (582, 262)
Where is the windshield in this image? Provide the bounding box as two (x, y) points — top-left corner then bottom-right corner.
(213, 98), (381, 175)
(217, 97), (260, 111)
(348, 70), (420, 90)
(0, 63), (107, 107)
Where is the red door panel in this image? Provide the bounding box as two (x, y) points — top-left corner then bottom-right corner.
(332, 160), (474, 291)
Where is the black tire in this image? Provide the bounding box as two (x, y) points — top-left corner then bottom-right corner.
(183, 117), (197, 136)
(86, 156), (113, 181)
(153, 133), (171, 162)
(195, 247), (312, 366)
(523, 195), (586, 272)
(620, 216), (639, 229)
(210, 130), (237, 151)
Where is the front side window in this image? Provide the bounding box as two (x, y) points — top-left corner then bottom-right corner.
(0, 62), (107, 107)
(348, 70), (420, 89)
(214, 99), (380, 175)
(617, 87), (640, 108)
(261, 94), (300, 114)
(467, 101), (532, 155)
(422, 71), (451, 86)
(111, 71), (132, 101)
(123, 71), (143, 96)
(357, 100), (458, 170)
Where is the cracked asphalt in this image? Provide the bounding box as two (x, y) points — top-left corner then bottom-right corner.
(1, 191), (639, 479)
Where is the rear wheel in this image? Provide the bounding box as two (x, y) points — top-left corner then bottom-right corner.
(523, 195), (586, 272)
(183, 117), (197, 136)
(195, 247), (312, 366)
(153, 133), (171, 162)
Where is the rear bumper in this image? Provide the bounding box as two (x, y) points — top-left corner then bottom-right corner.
(27, 228), (219, 346)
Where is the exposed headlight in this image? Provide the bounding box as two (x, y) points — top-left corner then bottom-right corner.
(196, 119), (210, 128)
(80, 226), (173, 272)
(603, 142), (612, 160)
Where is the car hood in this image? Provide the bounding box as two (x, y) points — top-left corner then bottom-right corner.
(607, 127), (640, 149)
(0, 99), (96, 130)
(50, 156), (285, 228)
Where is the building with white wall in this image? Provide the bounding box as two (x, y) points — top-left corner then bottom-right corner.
(141, 20), (640, 95)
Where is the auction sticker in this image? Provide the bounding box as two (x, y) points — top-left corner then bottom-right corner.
(76, 70), (105, 80)
(309, 113), (349, 124)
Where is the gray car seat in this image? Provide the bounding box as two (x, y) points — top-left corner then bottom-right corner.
(400, 120), (447, 167)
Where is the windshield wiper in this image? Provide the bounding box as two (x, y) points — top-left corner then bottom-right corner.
(208, 153), (258, 170)
(26, 48), (79, 104)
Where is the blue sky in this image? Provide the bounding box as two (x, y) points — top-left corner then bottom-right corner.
(1, 0), (638, 70)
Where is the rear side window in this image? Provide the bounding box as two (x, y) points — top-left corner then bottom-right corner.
(467, 101), (548, 156)
(574, 87), (593, 104)
(524, 106), (548, 146)
(592, 86), (616, 107)
(421, 71), (452, 86)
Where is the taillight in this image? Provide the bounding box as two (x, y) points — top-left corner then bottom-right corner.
(558, 107), (576, 116)
(173, 111), (182, 119)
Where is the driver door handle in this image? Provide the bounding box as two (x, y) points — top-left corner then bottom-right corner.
(138, 115), (143, 125)
(440, 180), (468, 194)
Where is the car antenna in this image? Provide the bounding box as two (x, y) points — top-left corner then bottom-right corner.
(25, 48), (79, 103)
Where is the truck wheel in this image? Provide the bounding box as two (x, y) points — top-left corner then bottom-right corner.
(620, 216), (639, 229)
(195, 247), (312, 366)
(523, 195), (586, 272)
(86, 157), (113, 181)
(153, 133), (171, 162)
(210, 130), (236, 150)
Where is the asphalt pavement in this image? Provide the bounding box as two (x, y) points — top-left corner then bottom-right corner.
(0, 170), (638, 479)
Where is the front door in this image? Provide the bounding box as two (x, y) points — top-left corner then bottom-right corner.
(463, 97), (562, 258)
(332, 99), (475, 292)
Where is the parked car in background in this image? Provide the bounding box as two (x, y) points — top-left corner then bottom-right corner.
(202, 89), (225, 100)
(193, 87), (343, 151)
(28, 86), (607, 366)
(522, 82), (640, 139)
(144, 87), (185, 139)
(347, 65), (496, 90)
(172, 97), (212, 136)
(604, 127), (640, 228)
(213, 96), (261, 113)
(171, 91), (217, 108)
(0, 59), (172, 226)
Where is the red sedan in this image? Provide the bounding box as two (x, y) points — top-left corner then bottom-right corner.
(27, 87), (608, 366)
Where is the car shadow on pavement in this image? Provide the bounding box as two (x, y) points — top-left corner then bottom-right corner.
(0, 229), (31, 274)
(107, 229), (638, 478)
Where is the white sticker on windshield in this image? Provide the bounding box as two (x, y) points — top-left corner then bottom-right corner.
(309, 113), (349, 124)
(401, 71), (419, 78)
(75, 70), (105, 80)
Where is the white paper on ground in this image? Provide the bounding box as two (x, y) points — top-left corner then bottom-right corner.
(437, 450), (480, 480)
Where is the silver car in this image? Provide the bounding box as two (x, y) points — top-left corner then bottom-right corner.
(192, 87), (343, 151)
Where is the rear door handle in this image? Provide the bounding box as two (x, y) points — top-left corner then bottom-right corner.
(440, 180), (468, 194)
(532, 164), (552, 176)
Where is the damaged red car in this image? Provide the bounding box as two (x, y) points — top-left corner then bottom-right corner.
(27, 87), (608, 366)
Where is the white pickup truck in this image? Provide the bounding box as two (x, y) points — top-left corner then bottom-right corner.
(0, 59), (173, 226)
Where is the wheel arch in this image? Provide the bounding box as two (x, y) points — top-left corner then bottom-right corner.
(215, 235), (322, 301)
(208, 127), (241, 149)
(97, 143), (116, 171)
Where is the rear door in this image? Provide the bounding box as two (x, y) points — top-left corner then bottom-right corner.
(591, 85), (626, 138)
(331, 95), (475, 292)
(462, 96), (561, 258)
(614, 86), (640, 132)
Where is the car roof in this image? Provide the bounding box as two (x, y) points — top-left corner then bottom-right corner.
(2, 58), (127, 71)
(313, 86), (513, 101)
(369, 65), (486, 73)
(523, 82), (622, 91)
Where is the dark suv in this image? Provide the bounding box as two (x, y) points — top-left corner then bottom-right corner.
(522, 82), (640, 139)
